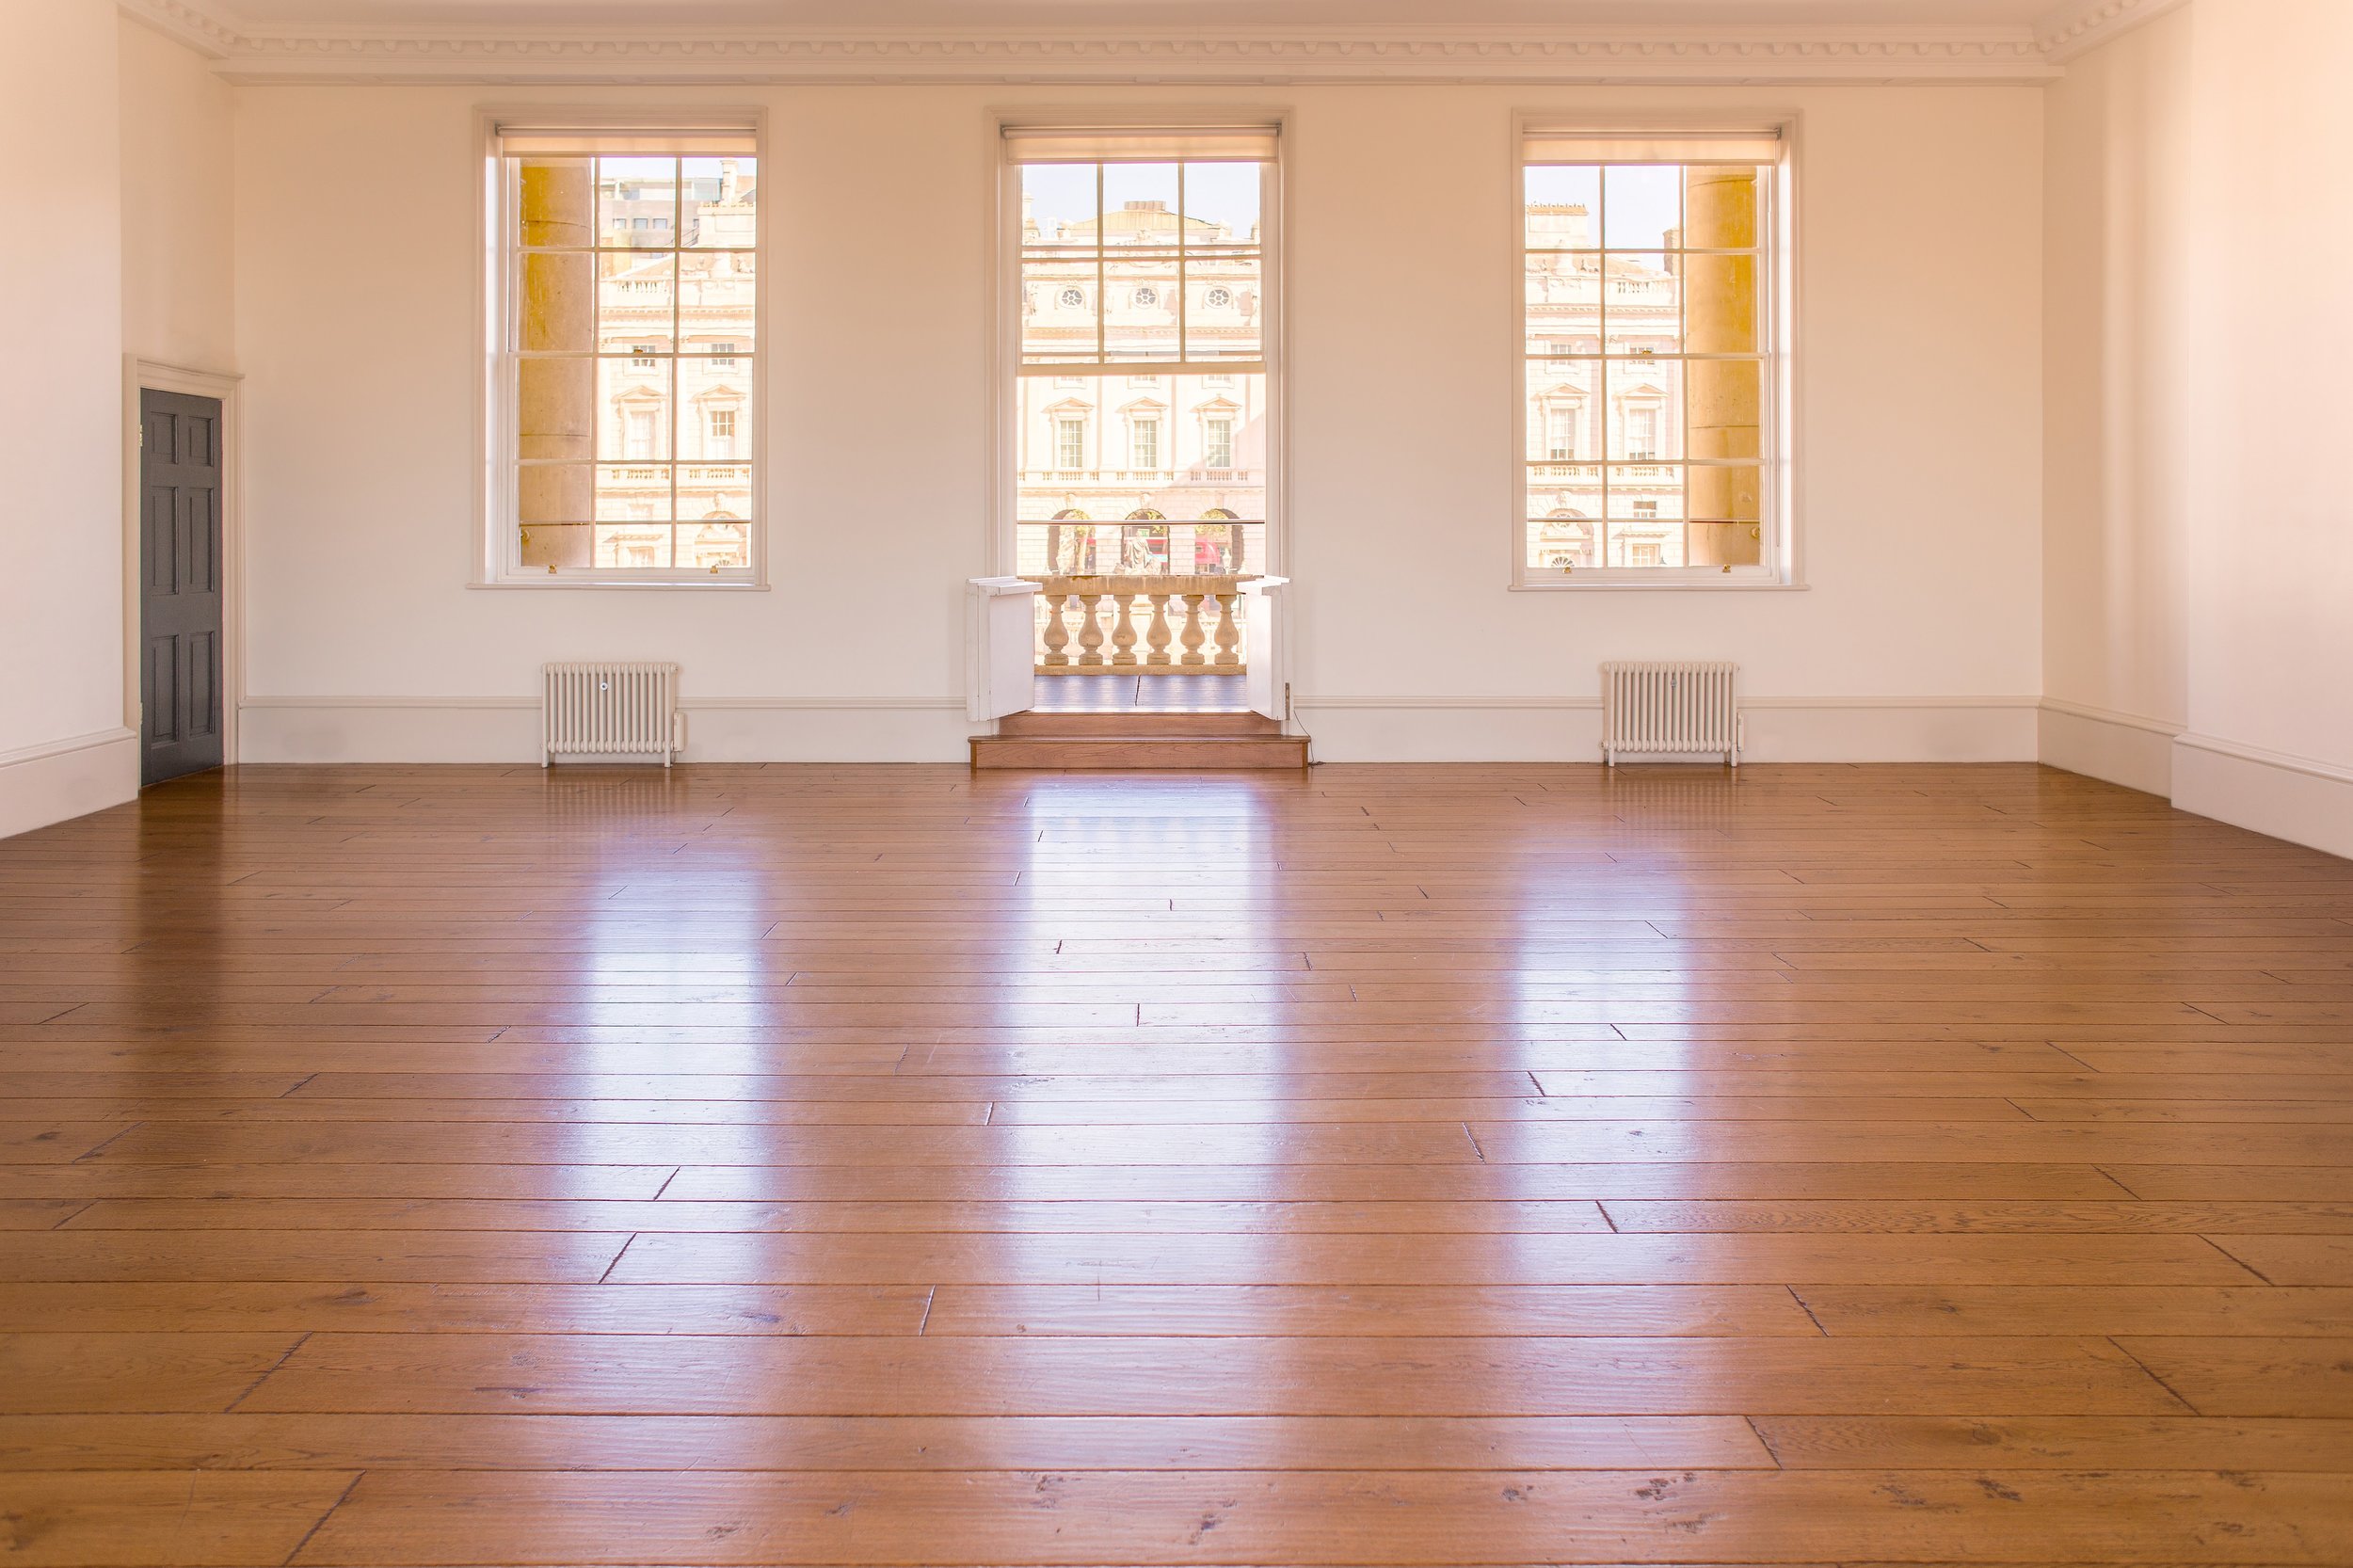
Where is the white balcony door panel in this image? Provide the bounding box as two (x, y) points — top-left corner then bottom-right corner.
(1243, 575), (1288, 725)
(967, 577), (1039, 722)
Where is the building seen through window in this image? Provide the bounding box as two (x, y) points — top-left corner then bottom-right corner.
(500, 134), (758, 579)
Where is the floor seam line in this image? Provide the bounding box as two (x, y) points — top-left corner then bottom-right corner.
(280, 1469), (365, 1568)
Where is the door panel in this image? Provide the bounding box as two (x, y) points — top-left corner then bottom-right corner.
(139, 389), (225, 785)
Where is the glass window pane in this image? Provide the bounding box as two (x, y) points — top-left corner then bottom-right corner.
(1683, 165), (1762, 249)
(1525, 165), (1600, 248)
(1608, 363), (1683, 462)
(1186, 256), (1260, 362)
(598, 253), (674, 344)
(599, 156), (678, 248)
(680, 462), (751, 524)
(1681, 252), (1760, 354)
(1106, 264), (1178, 360)
(520, 251), (594, 352)
(518, 463), (589, 524)
(1603, 254), (1680, 355)
(1182, 163), (1259, 240)
(681, 372), (752, 462)
(516, 359), (593, 461)
(517, 158), (593, 248)
(681, 519), (748, 570)
(680, 156), (756, 248)
(1525, 253), (1602, 356)
(597, 359), (673, 461)
(520, 521), (591, 568)
(1022, 163), (1097, 252)
(1688, 461), (1765, 524)
(1603, 164), (1680, 249)
(1526, 360), (1600, 463)
(596, 522), (674, 570)
(678, 249), (756, 356)
(1022, 265), (1098, 363)
(1688, 360), (1763, 463)
(596, 463), (673, 522)
(1101, 163), (1178, 237)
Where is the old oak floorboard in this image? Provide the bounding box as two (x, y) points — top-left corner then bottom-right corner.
(1, 760), (2350, 1565)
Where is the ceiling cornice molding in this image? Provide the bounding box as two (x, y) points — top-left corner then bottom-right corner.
(116, 2), (2063, 84)
(2034, 0), (2192, 62)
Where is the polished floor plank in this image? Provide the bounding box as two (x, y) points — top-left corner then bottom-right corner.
(4, 760), (2350, 1565)
(236, 1333), (2185, 1416)
(287, 1467), (2353, 1567)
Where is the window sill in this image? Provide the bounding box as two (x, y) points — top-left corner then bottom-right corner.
(1512, 575), (1806, 592)
(471, 576), (770, 591)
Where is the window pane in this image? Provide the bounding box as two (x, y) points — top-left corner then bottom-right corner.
(596, 523), (674, 569)
(599, 156), (677, 248)
(520, 522), (591, 568)
(1101, 162), (1178, 232)
(1682, 253), (1760, 354)
(1525, 360), (1599, 462)
(1688, 360), (1763, 463)
(682, 371), (752, 461)
(520, 251), (594, 351)
(1689, 461), (1766, 566)
(598, 359), (673, 461)
(1604, 254), (1680, 355)
(596, 463), (672, 521)
(517, 359), (593, 461)
(678, 249), (756, 355)
(517, 158), (593, 248)
(1607, 362), (1683, 462)
(680, 463), (751, 524)
(680, 519), (749, 570)
(1684, 165), (1762, 249)
(1603, 164), (1680, 249)
(1022, 268), (1098, 363)
(519, 463), (589, 523)
(680, 156), (756, 248)
(1106, 264), (1178, 361)
(1185, 257), (1260, 361)
(598, 253), (674, 343)
(1525, 253), (1602, 358)
(1524, 165), (1600, 248)
(1015, 372), (1265, 556)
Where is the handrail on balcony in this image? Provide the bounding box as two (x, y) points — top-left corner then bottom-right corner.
(1023, 572), (1256, 674)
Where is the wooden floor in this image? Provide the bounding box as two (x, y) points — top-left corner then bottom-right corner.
(3, 760), (2352, 1567)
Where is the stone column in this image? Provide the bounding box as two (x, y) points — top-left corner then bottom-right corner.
(518, 159), (597, 568)
(1682, 166), (1762, 567)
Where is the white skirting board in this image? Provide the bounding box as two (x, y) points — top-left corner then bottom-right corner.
(236, 696), (974, 764)
(2172, 732), (2353, 862)
(2037, 698), (2181, 797)
(1296, 696), (2039, 764)
(0, 727), (139, 840)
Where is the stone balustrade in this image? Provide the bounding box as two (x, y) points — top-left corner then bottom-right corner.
(1027, 574), (1254, 673)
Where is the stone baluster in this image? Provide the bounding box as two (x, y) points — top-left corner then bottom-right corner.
(1039, 592), (1072, 667)
(1109, 591), (1140, 667)
(1074, 592), (1107, 667)
(1177, 593), (1209, 666)
(1210, 592), (1243, 669)
(1144, 593), (1174, 668)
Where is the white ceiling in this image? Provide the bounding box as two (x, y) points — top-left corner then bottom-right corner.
(191, 0), (2067, 32)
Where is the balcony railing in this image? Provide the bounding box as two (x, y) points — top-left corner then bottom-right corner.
(1027, 573), (1253, 673)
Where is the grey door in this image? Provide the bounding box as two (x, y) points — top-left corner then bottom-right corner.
(139, 390), (225, 785)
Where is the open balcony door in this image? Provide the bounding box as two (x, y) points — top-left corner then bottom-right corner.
(966, 577), (1039, 723)
(1242, 575), (1289, 727)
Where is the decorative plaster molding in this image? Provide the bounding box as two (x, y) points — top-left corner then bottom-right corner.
(116, 1), (2064, 83)
(2034, 0), (2194, 63)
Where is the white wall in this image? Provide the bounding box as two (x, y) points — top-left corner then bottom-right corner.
(230, 80), (2047, 765)
(120, 18), (237, 373)
(2041, 0), (2353, 858)
(2038, 4), (2194, 796)
(0, 0), (134, 840)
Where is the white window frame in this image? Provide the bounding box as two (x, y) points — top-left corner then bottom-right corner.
(990, 112), (1289, 582)
(1509, 114), (1801, 591)
(473, 108), (768, 588)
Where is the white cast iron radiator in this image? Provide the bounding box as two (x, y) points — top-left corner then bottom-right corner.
(1600, 661), (1741, 768)
(542, 663), (684, 767)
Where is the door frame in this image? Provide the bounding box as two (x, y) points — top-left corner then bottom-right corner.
(122, 359), (245, 773)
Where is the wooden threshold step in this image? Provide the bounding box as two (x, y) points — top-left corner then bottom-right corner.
(999, 711), (1280, 737)
(969, 730), (1308, 770)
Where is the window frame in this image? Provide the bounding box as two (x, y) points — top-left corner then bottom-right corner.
(1508, 113), (1801, 591)
(473, 108), (769, 589)
(989, 112), (1289, 583)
